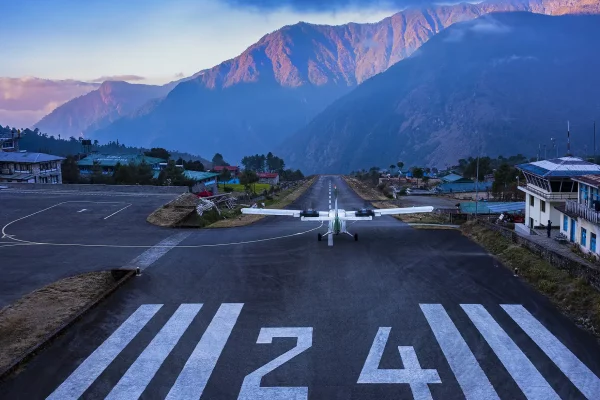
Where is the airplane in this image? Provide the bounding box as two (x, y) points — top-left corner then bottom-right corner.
(241, 184), (434, 244)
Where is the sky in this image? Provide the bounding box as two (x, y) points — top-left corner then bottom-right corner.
(0, 0), (447, 128)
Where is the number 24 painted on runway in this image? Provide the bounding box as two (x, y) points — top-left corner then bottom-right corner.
(237, 327), (439, 400)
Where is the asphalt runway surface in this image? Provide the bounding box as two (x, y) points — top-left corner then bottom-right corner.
(1, 177), (600, 399)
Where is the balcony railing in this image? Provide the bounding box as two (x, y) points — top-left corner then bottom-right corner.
(565, 199), (600, 224)
(519, 184), (578, 200)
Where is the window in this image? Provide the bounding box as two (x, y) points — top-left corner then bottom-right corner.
(563, 215), (568, 231)
(1, 140), (13, 148)
(591, 233), (597, 253)
(530, 195), (534, 206)
(540, 200), (546, 212)
(581, 228), (587, 247)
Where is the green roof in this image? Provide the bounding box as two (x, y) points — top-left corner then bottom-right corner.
(184, 171), (219, 181)
(78, 154), (166, 167)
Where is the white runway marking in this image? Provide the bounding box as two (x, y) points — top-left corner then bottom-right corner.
(124, 232), (192, 271)
(46, 304), (162, 400)
(166, 303), (243, 400)
(103, 204), (132, 220)
(461, 304), (559, 399)
(77, 209), (87, 213)
(502, 305), (600, 399)
(420, 304), (499, 400)
(106, 304), (202, 400)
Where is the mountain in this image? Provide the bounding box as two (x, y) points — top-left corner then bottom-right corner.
(32, 81), (177, 138)
(87, 0), (596, 161)
(280, 12), (600, 173)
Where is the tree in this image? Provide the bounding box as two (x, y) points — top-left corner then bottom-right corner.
(184, 160), (205, 171)
(144, 147), (170, 161)
(212, 153), (229, 167)
(240, 170), (259, 193)
(412, 167), (424, 186)
(422, 176), (430, 187)
(156, 161), (191, 187)
(61, 155), (80, 184)
(397, 161), (404, 171)
(389, 164), (396, 175)
(219, 168), (232, 189)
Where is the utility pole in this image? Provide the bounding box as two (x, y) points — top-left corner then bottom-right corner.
(567, 120), (571, 156)
(544, 144), (547, 160)
(475, 131), (480, 217)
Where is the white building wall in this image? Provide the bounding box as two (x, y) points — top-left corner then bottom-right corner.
(524, 192), (562, 227)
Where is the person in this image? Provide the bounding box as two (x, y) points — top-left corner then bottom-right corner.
(547, 220), (552, 238)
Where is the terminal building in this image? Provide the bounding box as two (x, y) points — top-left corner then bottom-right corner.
(516, 157), (600, 233)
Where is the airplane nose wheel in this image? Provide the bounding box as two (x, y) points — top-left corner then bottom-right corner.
(318, 233), (322, 241)
(354, 233), (358, 241)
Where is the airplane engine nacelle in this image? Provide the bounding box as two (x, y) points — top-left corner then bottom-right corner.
(300, 210), (320, 217)
(355, 209), (375, 217)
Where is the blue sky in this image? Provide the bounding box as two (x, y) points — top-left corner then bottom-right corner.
(0, 0), (409, 85)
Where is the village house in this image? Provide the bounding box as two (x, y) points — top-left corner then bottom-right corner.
(516, 157), (600, 234)
(257, 172), (280, 185)
(0, 151), (65, 183)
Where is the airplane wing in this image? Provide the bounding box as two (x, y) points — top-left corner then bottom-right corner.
(241, 208), (302, 217)
(373, 206), (434, 216)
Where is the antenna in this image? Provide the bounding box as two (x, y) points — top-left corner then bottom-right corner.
(567, 120), (571, 156)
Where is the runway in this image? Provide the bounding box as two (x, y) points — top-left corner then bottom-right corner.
(1, 176), (599, 399)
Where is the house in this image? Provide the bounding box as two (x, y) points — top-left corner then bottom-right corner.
(77, 154), (165, 175)
(184, 171), (219, 194)
(212, 166), (240, 176)
(0, 151), (65, 183)
(257, 172), (279, 185)
(516, 157), (600, 233)
(440, 173), (473, 184)
(556, 175), (600, 255)
(0, 130), (20, 152)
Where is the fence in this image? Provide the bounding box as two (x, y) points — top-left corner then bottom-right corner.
(472, 219), (600, 291)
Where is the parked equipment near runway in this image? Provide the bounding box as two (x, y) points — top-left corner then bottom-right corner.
(241, 184), (433, 245)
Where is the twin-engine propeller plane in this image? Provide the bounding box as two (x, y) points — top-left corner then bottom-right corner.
(241, 185), (434, 245)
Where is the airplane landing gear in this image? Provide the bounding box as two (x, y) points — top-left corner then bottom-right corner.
(318, 233), (322, 241)
(354, 233), (358, 241)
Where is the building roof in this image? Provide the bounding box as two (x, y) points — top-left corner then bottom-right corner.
(571, 174), (600, 188)
(0, 151), (64, 163)
(257, 172), (279, 178)
(460, 201), (524, 214)
(212, 166), (239, 172)
(440, 173), (470, 183)
(184, 171), (219, 181)
(77, 154), (165, 167)
(516, 157), (600, 178)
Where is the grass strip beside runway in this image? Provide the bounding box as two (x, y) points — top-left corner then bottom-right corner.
(0, 271), (121, 375)
(462, 221), (600, 340)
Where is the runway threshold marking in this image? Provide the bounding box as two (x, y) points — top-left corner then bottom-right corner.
(502, 304), (600, 398)
(104, 204), (132, 220)
(47, 303), (600, 399)
(46, 304), (162, 400)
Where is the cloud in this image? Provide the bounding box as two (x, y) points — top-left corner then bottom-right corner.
(89, 75), (146, 83)
(443, 28), (465, 42)
(0, 77), (99, 127)
(492, 55), (538, 66)
(173, 72), (185, 78)
(469, 16), (511, 34)
(218, 0), (441, 12)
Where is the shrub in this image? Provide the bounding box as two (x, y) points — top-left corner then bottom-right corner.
(223, 186), (234, 193)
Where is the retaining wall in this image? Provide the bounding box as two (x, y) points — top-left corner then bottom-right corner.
(0, 182), (187, 194)
(474, 220), (600, 291)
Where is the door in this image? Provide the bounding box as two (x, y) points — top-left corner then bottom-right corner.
(529, 217), (534, 229)
(570, 218), (576, 242)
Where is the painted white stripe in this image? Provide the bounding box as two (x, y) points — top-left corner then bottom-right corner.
(105, 304), (202, 400)
(166, 303), (243, 400)
(461, 304), (560, 399)
(104, 204), (132, 220)
(502, 304), (600, 399)
(46, 304), (162, 400)
(125, 232), (191, 271)
(420, 304), (499, 400)
(77, 209), (87, 213)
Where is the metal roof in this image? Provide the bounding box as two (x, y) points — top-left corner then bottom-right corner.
(440, 173), (466, 182)
(571, 174), (600, 188)
(0, 151), (64, 163)
(78, 154), (165, 167)
(516, 157), (600, 178)
(460, 201), (524, 214)
(487, 202), (526, 213)
(184, 171), (219, 181)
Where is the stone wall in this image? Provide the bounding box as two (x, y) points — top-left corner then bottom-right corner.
(0, 182), (187, 194)
(475, 220), (600, 291)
